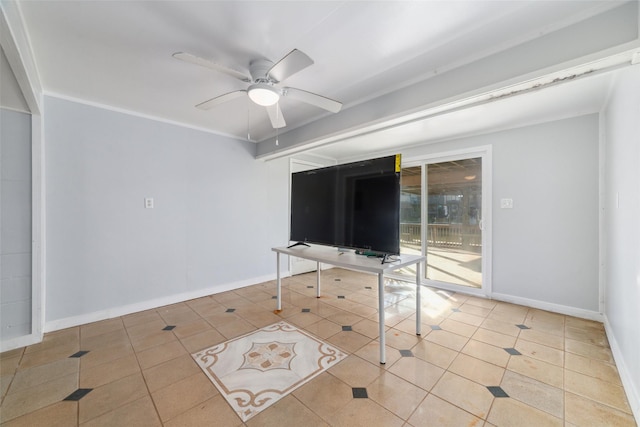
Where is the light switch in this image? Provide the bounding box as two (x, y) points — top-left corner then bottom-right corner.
(144, 198), (154, 209)
(500, 198), (513, 209)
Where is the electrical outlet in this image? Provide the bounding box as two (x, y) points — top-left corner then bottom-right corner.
(500, 198), (513, 209)
(144, 198), (154, 209)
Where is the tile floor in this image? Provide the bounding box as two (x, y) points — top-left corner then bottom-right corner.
(0, 268), (636, 426)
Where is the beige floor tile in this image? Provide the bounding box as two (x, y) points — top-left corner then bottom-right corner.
(246, 394), (329, 427)
(242, 310), (283, 328)
(179, 328), (226, 353)
(3, 269), (637, 427)
(326, 331), (371, 354)
(151, 372), (218, 422)
(439, 318), (478, 337)
(459, 303), (493, 317)
(525, 309), (565, 330)
(488, 309), (528, 324)
(136, 339), (187, 370)
(352, 318), (385, 339)
(285, 311), (324, 328)
(448, 311), (486, 326)
(215, 318), (258, 339)
(142, 353), (201, 392)
(0, 348), (24, 359)
(326, 397), (404, 427)
(565, 316), (605, 332)
(303, 318), (342, 339)
(0, 401), (77, 427)
(1, 372), (78, 423)
(565, 338), (614, 363)
(424, 329), (469, 351)
(564, 369), (632, 413)
(411, 340), (458, 369)
(79, 342), (134, 371)
(125, 318), (167, 340)
(461, 339), (510, 368)
(9, 357), (79, 393)
(171, 318), (214, 339)
(80, 328), (130, 352)
(354, 341), (402, 368)
(80, 353), (140, 388)
(383, 328), (422, 350)
(431, 371), (494, 419)
(80, 318), (124, 340)
(515, 338), (564, 367)
(565, 325), (609, 347)
(130, 329), (178, 353)
(463, 296), (498, 309)
(366, 371), (428, 419)
(24, 328), (78, 355)
(326, 310), (366, 326)
(292, 371), (353, 421)
(157, 306), (201, 325)
(328, 355), (384, 387)
(480, 318), (522, 337)
(122, 310), (163, 328)
(448, 353), (505, 386)
(81, 396), (161, 427)
(472, 328), (516, 349)
(517, 328), (564, 350)
(487, 397), (563, 427)
(164, 394), (243, 427)
(0, 355), (21, 376)
(1, 374), (13, 398)
(500, 370), (563, 418)
(18, 342), (80, 370)
(507, 355), (563, 388)
(565, 391), (637, 427)
(78, 373), (148, 424)
(564, 351), (622, 385)
(407, 393), (482, 427)
(388, 357), (444, 392)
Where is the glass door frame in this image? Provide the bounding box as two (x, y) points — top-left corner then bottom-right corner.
(393, 146), (492, 297)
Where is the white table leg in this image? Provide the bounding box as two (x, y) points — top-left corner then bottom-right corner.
(416, 261), (421, 335)
(316, 261), (321, 298)
(378, 272), (386, 364)
(276, 252), (281, 311)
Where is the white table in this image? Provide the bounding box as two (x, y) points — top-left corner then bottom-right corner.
(272, 245), (425, 364)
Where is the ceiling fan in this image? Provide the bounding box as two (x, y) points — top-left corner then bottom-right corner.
(173, 49), (342, 129)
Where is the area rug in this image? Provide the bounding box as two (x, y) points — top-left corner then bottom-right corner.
(192, 321), (347, 421)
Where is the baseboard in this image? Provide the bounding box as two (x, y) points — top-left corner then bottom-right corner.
(490, 292), (604, 321)
(0, 332), (43, 353)
(43, 274), (277, 333)
(603, 315), (640, 423)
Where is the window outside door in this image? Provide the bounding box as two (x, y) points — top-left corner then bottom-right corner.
(398, 149), (491, 295)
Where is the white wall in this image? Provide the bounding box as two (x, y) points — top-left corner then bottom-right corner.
(0, 108), (32, 341)
(401, 115), (600, 314)
(602, 65), (640, 419)
(44, 96), (288, 329)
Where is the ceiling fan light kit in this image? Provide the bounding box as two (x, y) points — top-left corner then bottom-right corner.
(174, 49), (342, 131)
(248, 83), (280, 106)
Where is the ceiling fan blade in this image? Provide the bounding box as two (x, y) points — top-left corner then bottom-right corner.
(267, 49), (314, 83)
(173, 52), (251, 82)
(266, 103), (286, 128)
(196, 90), (246, 110)
(284, 87), (342, 113)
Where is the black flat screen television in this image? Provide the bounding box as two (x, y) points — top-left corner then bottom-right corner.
(290, 154), (401, 255)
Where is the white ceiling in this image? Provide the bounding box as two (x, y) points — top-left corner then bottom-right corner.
(15, 1), (627, 155)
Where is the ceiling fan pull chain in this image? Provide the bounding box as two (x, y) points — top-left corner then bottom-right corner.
(247, 101), (251, 141)
(276, 101), (279, 146)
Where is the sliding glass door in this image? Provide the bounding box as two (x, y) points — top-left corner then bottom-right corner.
(398, 149), (490, 294)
